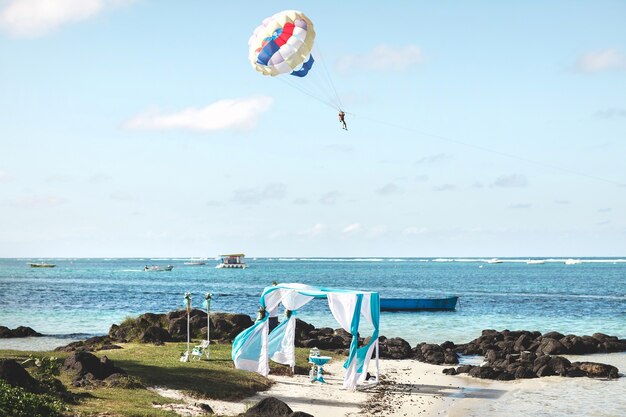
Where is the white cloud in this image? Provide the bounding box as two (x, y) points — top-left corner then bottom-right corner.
(319, 191), (341, 205)
(0, 0), (133, 38)
(576, 48), (626, 73)
(595, 108), (626, 119)
(368, 225), (388, 238)
(232, 183), (286, 205)
(508, 203), (532, 209)
(338, 44), (423, 73)
(299, 223), (327, 238)
(45, 174), (72, 183)
(123, 96), (273, 133)
(403, 226), (427, 236)
(376, 183), (402, 196)
(432, 184), (456, 192)
(342, 223), (362, 234)
(110, 191), (133, 201)
(88, 173), (112, 184)
(13, 195), (66, 207)
(491, 174), (528, 188)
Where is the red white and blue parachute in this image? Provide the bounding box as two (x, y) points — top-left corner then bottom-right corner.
(248, 10), (315, 78)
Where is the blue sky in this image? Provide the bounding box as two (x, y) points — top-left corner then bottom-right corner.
(1, 0), (625, 257)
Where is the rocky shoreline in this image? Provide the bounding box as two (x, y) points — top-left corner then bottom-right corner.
(5, 310), (626, 382)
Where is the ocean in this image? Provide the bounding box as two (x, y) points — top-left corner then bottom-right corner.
(1, 257), (625, 416)
(1, 257), (624, 348)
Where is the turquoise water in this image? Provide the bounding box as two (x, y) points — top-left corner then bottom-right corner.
(1, 258), (625, 349)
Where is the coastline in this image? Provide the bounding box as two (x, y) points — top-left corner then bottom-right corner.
(1, 338), (624, 416)
(145, 354), (625, 417)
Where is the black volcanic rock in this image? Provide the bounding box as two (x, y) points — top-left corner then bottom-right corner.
(379, 336), (412, 359)
(438, 329), (624, 381)
(0, 326), (42, 338)
(245, 396), (293, 416)
(0, 359), (41, 392)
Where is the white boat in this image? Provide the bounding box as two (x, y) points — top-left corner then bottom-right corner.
(184, 259), (206, 266)
(144, 265), (174, 271)
(486, 258), (503, 264)
(527, 259), (545, 265)
(216, 253), (247, 269)
(564, 259), (582, 265)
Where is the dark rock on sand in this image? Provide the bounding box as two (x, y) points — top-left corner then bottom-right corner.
(455, 364), (474, 374)
(196, 402), (214, 414)
(571, 361), (619, 379)
(0, 359), (42, 392)
(443, 329), (624, 381)
(468, 366), (500, 379)
(290, 412), (314, 417)
(538, 338), (566, 355)
(457, 329), (626, 357)
(55, 335), (122, 352)
(62, 351), (126, 386)
(412, 342), (459, 365)
(378, 336), (412, 359)
(0, 325), (42, 338)
(244, 396), (293, 416)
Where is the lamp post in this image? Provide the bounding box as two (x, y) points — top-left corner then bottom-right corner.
(203, 292), (212, 359)
(183, 292), (191, 362)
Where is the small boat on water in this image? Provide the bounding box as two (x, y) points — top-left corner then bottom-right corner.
(184, 259), (207, 266)
(29, 263), (56, 268)
(564, 259), (582, 265)
(216, 253), (247, 269)
(144, 265), (174, 271)
(486, 258), (503, 264)
(380, 296), (458, 312)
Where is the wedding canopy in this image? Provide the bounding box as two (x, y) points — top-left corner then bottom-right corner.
(231, 283), (380, 390)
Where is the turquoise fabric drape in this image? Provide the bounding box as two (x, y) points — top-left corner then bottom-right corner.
(231, 316), (267, 362)
(343, 294), (363, 370)
(355, 293), (380, 372)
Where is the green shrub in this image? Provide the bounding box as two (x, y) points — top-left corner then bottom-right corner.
(0, 380), (64, 417)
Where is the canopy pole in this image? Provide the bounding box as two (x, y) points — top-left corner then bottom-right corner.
(205, 292), (212, 359)
(375, 339), (380, 383)
(179, 292), (192, 362)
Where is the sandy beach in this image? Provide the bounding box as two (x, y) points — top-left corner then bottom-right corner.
(149, 359), (515, 417)
(148, 353), (626, 417)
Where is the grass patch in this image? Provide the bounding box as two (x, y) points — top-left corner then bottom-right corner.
(0, 342), (343, 416)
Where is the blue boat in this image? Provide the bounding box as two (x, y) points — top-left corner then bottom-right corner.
(380, 296), (458, 312)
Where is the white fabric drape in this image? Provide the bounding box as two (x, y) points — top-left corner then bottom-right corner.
(268, 315), (296, 366)
(327, 293), (358, 331)
(360, 293), (372, 324)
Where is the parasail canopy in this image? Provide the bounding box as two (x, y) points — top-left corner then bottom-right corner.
(248, 10), (316, 77)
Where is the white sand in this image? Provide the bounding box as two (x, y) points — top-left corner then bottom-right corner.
(149, 359), (522, 417)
